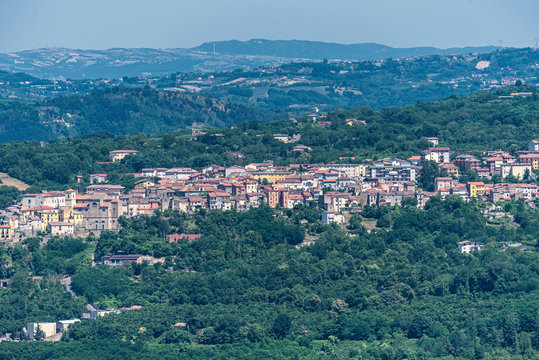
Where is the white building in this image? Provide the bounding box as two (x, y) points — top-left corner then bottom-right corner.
(56, 319), (80, 333)
(426, 137), (439, 146)
(322, 211), (345, 224)
(422, 147), (452, 163)
(458, 241), (483, 254)
(109, 150), (138, 162)
(21, 192), (66, 209)
(317, 164), (367, 179)
(500, 164), (532, 179)
(273, 134), (289, 143)
(47, 222), (75, 236)
(225, 166), (248, 178)
(27, 322), (57, 339)
(528, 140), (539, 152)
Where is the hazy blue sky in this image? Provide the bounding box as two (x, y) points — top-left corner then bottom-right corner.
(1, 0), (538, 52)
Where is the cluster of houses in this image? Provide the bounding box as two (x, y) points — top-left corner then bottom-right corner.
(430, 140), (539, 203)
(0, 186), (123, 241)
(0, 141), (536, 249)
(0, 304), (143, 342)
(0, 292), (190, 342)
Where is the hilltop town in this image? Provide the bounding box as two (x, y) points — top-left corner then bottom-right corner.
(0, 136), (537, 249)
(0, 132), (536, 346)
(2, 0), (539, 357)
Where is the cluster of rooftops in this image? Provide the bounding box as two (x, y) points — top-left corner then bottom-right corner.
(0, 139), (536, 243)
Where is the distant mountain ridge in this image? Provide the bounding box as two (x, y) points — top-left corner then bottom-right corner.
(194, 39), (498, 60)
(0, 39), (498, 79)
(0, 48), (298, 80)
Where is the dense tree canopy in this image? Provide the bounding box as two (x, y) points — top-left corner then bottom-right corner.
(0, 197), (536, 359)
(0, 75), (537, 358)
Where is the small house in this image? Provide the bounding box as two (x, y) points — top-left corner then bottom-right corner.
(458, 240), (483, 254)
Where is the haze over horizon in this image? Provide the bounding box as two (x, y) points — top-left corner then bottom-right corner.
(1, 0), (538, 53)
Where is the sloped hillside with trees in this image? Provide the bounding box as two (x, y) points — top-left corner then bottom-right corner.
(0, 199), (537, 359)
(0, 87), (265, 142)
(0, 85), (535, 191)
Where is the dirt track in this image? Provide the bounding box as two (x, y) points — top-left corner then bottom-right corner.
(0, 172), (29, 191)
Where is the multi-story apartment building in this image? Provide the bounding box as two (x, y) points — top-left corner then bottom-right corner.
(421, 147), (451, 163)
(369, 158), (416, 183)
(453, 154), (481, 172)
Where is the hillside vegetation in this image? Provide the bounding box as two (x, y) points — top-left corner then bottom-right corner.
(0, 199), (537, 359)
(0, 87), (264, 142)
(1, 48), (537, 116)
(195, 48), (539, 112)
(0, 85), (535, 190)
(0, 82), (536, 359)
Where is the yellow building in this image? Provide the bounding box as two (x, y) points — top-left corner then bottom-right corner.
(134, 179), (155, 189)
(39, 209), (61, 231)
(4, 218), (18, 229)
(253, 171), (289, 184)
(520, 154), (539, 170)
(467, 182), (486, 198)
(0, 225), (13, 240)
(59, 206), (84, 227)
(71, 212), (84, 227)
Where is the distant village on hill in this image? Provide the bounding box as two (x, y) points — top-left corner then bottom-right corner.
(0, 127), (537, 253)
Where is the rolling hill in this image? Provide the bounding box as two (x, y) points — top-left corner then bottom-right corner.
(0, 87), (266, 142)
(194, 39), (497, 60)
(0, 47), (537, 143)
(0, 39), (498, 79)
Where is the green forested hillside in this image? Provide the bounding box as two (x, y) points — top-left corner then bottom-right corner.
(0, 85), (535, 190)
(198, 48), (539, 113)
(0, 87), (264, 142)
(0, 199), (537, 359)
(1, 48), (537, 119)
(0, 85), (536, 359)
